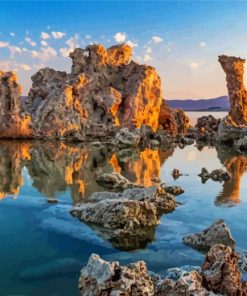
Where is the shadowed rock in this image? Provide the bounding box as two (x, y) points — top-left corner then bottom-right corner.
(183, 219), (235, 251)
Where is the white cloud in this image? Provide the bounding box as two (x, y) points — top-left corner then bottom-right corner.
(25, 37), (36, 47)
(199, 41), (206, 48)
(60, 34), (80, 57)
(10, 32), (15, 37)
(126, 40), (138, 48)
(23, 46), (57, 61)
(152, 36), (163, 44)
(114, 32), (127, 43)
(17, 63), (31, 71)
(144, 54), (152, 62)
(190, 62), (199, 69)
(85, 34), (91, 40)
(51, 31), (66, 39)
(145, 46), (152, 53)
(41, 32), (50, 40)
(0, 41), (9, 48)
(41, 40), (48, 47)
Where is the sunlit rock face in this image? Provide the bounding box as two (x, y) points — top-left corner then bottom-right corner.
(219, 55), (247, 125)
(158, 100), (191, 135)
(0, 72), (31, 138)
(24, 43), (164, 138)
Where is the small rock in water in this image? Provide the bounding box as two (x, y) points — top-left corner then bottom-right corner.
(172, 168), (181, 179)
(47, 198), (58, 204)
(182, 219), (235, 251)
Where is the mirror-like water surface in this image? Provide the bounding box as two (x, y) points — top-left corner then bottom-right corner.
(1, 111), (246, 296)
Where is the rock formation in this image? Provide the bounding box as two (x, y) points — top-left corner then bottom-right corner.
(183, 219), (235, 250)
(0, 43), (190, 140)
(70, 185), (177, 250)
(0, 72), (31, 138)
(79, 254), (154, 295)
(79, 254), (216, 295)
(219, 55), (247, 125)
(201, 244), (247, 295)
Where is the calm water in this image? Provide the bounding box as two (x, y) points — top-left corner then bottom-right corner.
(1, 111), (247, 296)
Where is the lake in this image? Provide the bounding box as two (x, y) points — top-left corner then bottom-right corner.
(1, 111), (246, 296)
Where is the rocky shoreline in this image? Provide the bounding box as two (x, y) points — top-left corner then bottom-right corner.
(78, 221), (247, 296)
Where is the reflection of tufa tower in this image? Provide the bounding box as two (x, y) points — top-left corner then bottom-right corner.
(218, 55), (247, 125)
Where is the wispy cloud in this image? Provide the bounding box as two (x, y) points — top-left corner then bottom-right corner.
(59, 34), (80, 57)
(25, 37), (36, 47)
(126, 40), (138, 48)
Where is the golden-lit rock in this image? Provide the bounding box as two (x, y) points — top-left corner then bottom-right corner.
(219, 55), (247, 125)
(0, 72), (31, 138)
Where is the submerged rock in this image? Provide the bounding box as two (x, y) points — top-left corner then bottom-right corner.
(19, 258), (82, 280)
(79, 254), (154, 295)
(202, 244), (247, 296)
(95, 172), (136, 190)
(183, 219), (235, 251)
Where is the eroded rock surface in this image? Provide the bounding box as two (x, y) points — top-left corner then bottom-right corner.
(219, 55), (247, 125)
(183, 219), (235, 251)
(0, 72), (31, 138)
(79, 254), (154, 295)
(201, 244), (247, 296)
(71, 185), (177, 250)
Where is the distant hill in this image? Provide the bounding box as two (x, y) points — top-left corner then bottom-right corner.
(167, 96), (230, 111)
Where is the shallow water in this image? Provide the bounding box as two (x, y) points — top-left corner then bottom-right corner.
(1, 112), (247, 295)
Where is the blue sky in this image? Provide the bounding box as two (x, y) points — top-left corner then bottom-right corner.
(1, 1), (247, 98)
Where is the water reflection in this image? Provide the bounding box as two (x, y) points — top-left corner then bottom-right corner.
(0, 141), (174, 203)
(0, 141), (247, 209)
(216, 145), (247, 206)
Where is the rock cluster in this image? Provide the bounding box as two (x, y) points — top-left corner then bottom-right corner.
(0, 43), (190, 141)
(79, 254), (210, 296)
(71, 185), (178, 250)
(183, 219), (235, 251)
